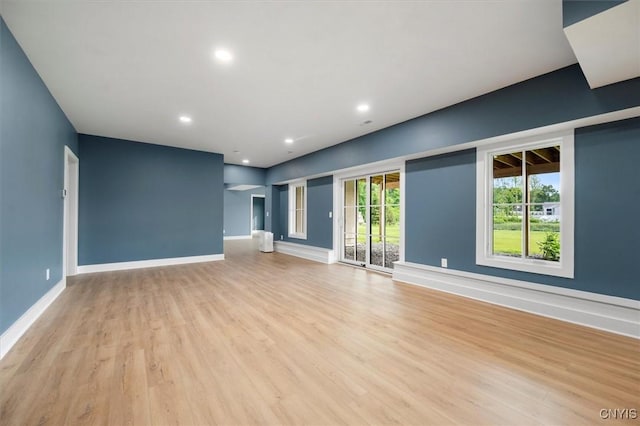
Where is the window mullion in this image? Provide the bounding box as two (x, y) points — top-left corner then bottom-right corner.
(485, 153), (495, 256)
(522, 149), (527, 260)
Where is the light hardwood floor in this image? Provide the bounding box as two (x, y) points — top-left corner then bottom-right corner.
(1, 239), (638, 425)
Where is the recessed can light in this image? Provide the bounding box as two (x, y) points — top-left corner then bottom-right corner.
(179, 115), (192, 124)
(242, 159), (250, 164)
(356, 103), (370, 112)
(285, 138), (294, 144)
(214, 49), (233, 62)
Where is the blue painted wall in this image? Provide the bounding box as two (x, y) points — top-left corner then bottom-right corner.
(562, 0), (627, 27)
(223, 187), (265, 237)
(405, 117), (640, 300)
(267, 65), (640, 184)
(224, 164), (266, 185)
(265, 185), (280, 235)
(0, 19), (78, 334)
(78, 134), (223, 265)
(275, 176), (333, 249)
(405, 149), (477, 274)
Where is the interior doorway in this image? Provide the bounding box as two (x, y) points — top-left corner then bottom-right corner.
(63, 146), (79, 277)
(340, 170), (401, 271)
(251, 194), (265, 232)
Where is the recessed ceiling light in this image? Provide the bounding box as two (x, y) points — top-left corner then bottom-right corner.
(179, 115), (192, 124)
(242, 159), (250, 164)
(285, 138), (294, 144)
(214, 49), (233, 63)
(356, 104), (370, 112)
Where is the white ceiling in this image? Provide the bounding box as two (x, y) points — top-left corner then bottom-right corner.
(1, 1), (577, 168)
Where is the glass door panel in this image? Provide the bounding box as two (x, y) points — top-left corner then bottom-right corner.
(385, 237), (400, 268)
(342, 178), (367, 265)
(341, 171), (400, 271)
(369, 235), (384, 267)
(356, 178), (367, 263)
(344, 233), (356, 261)
(356, 178), (367, 252)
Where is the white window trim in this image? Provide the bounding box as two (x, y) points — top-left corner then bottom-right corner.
(288, 180), (307, 239)
(475, 131), (575, 278)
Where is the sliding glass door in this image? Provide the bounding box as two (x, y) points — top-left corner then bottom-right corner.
(341, 171), (400, 271)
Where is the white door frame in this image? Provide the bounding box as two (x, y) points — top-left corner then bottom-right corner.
(250, 194), (266, 233)
(63, 146), (79, 277)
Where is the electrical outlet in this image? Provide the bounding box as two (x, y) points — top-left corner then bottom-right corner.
(266, 211), (269, 217)
(441, 258), (448, 268)
(329, 211), (332, 218)
(280, 235), (283, 240)
(46, 268), (50, 280)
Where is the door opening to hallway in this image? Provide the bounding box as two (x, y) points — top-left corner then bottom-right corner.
(251, 194), (265, 232)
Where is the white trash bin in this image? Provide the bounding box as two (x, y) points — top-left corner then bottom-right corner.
(259, 231), (274, 253)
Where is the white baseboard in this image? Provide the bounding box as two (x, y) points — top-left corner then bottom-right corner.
(224, 235), (253, 240)
(393, 261), (640, 338)
(274, 241), (336, 264)
(77, 254), (224, 274)
(1, 279), (66, 359)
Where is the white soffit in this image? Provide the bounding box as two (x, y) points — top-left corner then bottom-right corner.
(226, 184), (262, 191)
(564, 0), (640, 89)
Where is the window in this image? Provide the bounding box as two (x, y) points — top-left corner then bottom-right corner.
(288, 181), (307, 239)
(476, 132), (574, 278)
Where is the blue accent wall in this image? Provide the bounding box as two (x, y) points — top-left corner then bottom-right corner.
(78, 134), (223, 265)
(275, 176), (333, 249)
(267, 65), (640, 184)
(405, 117), (640, 300)
(224, 164), (266, 185)
(223, 187), (265, 237)
(0, 19), (78, 333)
(562, 0), (627, 27)
(277, 185), (288, 242)
(405, 149), (477, 273)
(306, 176), (334, 249)
(265, 185), (280, 235)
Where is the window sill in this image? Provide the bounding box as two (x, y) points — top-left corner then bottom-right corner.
(288, 234), (307, 240)
(476, 255), (574, 279)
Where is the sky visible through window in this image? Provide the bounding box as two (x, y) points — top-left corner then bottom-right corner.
(538, 172), (560, 192)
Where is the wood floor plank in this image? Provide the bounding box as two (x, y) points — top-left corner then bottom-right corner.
(1, 239), (638, 425)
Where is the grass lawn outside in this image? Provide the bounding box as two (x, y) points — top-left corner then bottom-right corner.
(349, 224), (558, 260)
(493, 229), (559, 257)
(355, 223), (400, 243)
